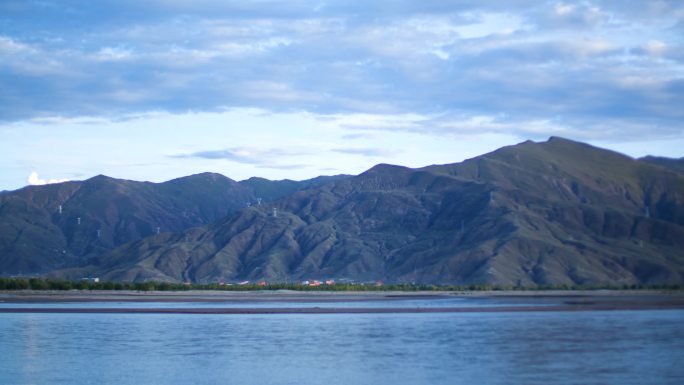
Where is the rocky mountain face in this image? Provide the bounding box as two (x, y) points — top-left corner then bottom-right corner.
(53, 137), (684, 286)
(0, 173), (344, 275)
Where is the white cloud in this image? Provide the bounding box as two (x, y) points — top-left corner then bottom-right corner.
(213, 37), (295, 55)
(539, 1), (606, 30)
(1, 0), (683, 182)
(95, 46), (134, 61)
(643, 40), (668, 56)
(454, 13), (526, 39)
(2, 105), (683, 192)
(27, 171), (69, 186)
(554, 3), (575, 16)
(0, 36), (34, 54)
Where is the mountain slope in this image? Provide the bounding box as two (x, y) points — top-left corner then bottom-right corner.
(238, 175), (350, 202)
(65, 138), (684, 285)
(0, 172), (351, 276)
(640, 156), (684, 176)
(0, 173), (256, 274)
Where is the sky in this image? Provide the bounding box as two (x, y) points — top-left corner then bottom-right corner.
(1, 0), (683, 191)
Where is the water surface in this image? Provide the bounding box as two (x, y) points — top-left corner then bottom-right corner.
(1, 301), (682, 385)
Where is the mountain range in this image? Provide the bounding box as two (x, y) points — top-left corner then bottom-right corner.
(0, 173), (345, 275)
(1, 137), (683, 285)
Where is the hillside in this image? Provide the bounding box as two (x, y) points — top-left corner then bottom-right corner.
(0, 173), (342, 275)
(56, 137), (684, 286)
(640, 156), (684, 176)
(238, 175), (350, 202)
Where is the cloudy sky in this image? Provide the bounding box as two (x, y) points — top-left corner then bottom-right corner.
(1, 1), (683, 191)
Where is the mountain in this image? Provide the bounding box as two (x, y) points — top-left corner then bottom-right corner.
(0, 172), (344, 275)
(58, 137), (684, 286)
(238, 175), (350, 202)
(640, 156), (684, 175)
(0, 173), (251, 275)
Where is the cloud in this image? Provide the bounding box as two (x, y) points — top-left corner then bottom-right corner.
(332, 147), (397, 157)
(0, 1), (682, 144)
(341, 133), (375, 140)
(256, 164), (310, 170)
(27, 171), (69, 186)
(172, 147), (310, 165)
(531, 2), (607, 30)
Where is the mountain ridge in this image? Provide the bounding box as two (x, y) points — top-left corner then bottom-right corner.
(0, 172), (346, 275)
(46, 137), (684, 285)
(640, 156), (684, 176)
(2, 137), (683, 285)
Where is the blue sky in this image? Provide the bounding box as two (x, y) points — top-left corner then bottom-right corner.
(1, 1), (683, 190)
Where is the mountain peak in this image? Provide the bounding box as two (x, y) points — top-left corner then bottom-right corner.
(546, 136), (574, 143)
(543, 136), (598, 150)
(88, 174), (115, 181)
(167, 172), (235, 184)
(364, 163), (411, 174)
(505, 136), (634, 163)
(85, 174), (124, 185)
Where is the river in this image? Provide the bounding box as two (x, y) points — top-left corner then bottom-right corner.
(1, 296), (683, 384)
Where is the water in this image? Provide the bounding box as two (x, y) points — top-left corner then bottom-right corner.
(1, 303), (683, 385)
(0, 296), (553, 309)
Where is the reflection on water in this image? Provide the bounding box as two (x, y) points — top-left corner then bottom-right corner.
(1, 307), (683, 385)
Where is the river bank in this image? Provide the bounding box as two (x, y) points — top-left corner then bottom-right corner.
(1, 290), (683, 313)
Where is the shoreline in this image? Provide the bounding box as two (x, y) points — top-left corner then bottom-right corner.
(0, 289), (456, 303)
(1, 303), (683, 314)
(1, 289), (682, 303)
(1, 290), (683, 313)
(0, 289), (684, 302)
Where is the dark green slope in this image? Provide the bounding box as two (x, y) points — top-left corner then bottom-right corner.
(0, 181), (83, 274)
(68, 138), (684, 285)
(0, 173), (255, 274)
(0, 172), (351, 276)
(419, 137), (684, 284)
(640, 156), (684, 175)
(239, 175), (350, 202)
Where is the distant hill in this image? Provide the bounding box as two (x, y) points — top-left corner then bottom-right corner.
(238, 175), (350, 202)
(53, 137), (684, 286)
(0, 173), (344, 275)
(640, 156), (684, 175)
